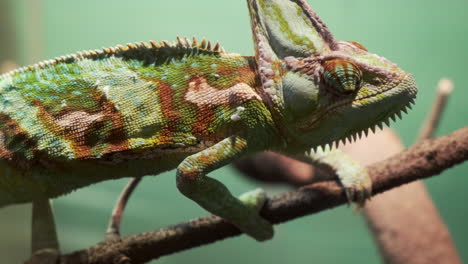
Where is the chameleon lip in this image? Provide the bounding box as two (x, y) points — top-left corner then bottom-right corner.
(305, 98), (415, 153)
(298, 73), (416, 131)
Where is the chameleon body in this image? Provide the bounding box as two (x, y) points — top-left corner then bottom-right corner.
(0, 0), (417, 253)
(0, 42), (274, 206)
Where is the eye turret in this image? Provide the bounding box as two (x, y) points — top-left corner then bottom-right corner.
(322, 58), (362, 94)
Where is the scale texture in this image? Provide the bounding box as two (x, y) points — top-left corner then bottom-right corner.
(0, 0), (417, 243)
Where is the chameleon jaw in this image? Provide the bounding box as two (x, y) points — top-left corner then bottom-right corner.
(304, 98), (415, 155)
(299, 72), (417, 153)
(314, 99), (415, 155)
(299, 73), (415, 127)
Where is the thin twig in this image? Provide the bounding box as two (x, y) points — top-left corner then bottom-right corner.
(105, 177), (142, 240)
(57, 127), (468, 264)
(417, 79), (454, 141)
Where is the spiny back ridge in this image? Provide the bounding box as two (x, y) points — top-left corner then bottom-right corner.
(1, 36), (226, 78)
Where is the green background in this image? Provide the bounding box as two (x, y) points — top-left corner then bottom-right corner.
(1, 0), (467, 263)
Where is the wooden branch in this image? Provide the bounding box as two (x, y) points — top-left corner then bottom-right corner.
(57, 127), (468, 264)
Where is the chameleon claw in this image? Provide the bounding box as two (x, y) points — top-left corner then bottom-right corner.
(365, 187), (373, 201)
(355, 190), (366, 209)
(345, 188), (354, 207)
(340, 170), (372, 209)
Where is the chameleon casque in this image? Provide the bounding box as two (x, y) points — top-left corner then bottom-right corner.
(0, 0), (417, 259)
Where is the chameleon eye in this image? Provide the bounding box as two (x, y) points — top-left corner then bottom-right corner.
(322, 58), (362, 94)
(347, 41), (367, 51)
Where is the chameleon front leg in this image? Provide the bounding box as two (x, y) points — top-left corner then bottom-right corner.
(297, 148), (372, 206)
(176, 136), (273, 241)
(28, 199), (60, 263)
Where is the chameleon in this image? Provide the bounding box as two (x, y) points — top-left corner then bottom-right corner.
(0, 0), (417, 260)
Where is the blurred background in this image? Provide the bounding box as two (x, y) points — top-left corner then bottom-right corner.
(0, 0), (467, 263)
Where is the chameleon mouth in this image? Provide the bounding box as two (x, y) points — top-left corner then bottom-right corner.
(305, 98), (415, 154)
(301, 73), (417, 152)
(299, 73), (416, 130)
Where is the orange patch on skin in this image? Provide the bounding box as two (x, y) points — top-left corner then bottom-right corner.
(55, 110), (105, 158)
(184, 76), (262, 140)
(216, 61), (258, 88)
(237, 66), (257, 84)
(322, 58), (360, 75)
(154, 81), (182, 142)
(242, 58), (260, 80)
(185, 77), (261, 107)
(96, 91), (129, 153)
(153, 132), (174, 146)
(0, 131), (13, 160)
(184, 78), (217, 137)
(35, 100), (94, 159)
(178, 168), (200, 181)
(199, 153), (216, 164)
(157, 82), (181, 122)
(192, 105), (216, 137)
(0, 114), (38, 169)
(35, 88), (130, 159)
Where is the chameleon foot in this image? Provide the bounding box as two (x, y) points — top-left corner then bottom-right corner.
(178, 177), (274, 242)
(234, 207), (274, 241)
(303, 148), (372, 208)
(238, 188), (268, 211)
(338, 166), (372, 208)
(238, 188), (274, 241)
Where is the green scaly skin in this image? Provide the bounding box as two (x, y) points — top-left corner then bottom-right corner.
(0, 0), (417, 252)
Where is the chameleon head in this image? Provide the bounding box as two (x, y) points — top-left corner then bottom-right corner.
(282, 41), (417, 149)
(247, 0), (417, 150)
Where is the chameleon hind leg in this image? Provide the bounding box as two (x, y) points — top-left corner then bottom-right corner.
(106, 177), (142, 240)
(28, 199), (60, 264)
(176, 136), (273, 241)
